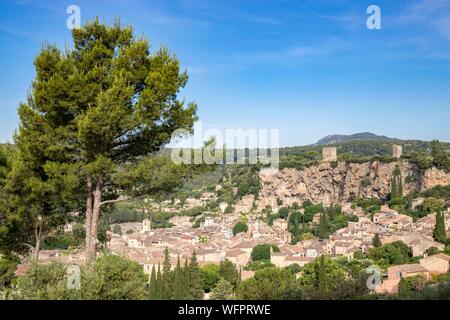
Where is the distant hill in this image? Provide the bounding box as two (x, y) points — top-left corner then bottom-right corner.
(313, 132), (397, 146)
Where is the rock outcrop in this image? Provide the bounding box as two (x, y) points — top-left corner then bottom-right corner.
(258, 161), (450, 208)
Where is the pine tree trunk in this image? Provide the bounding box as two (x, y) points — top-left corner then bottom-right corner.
(34, 224), (41, 262)
(85, 177), (95, 261)
(89, 181), (103, 259)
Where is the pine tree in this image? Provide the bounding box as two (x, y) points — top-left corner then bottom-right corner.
(318, 255), (327, 293)
(186, 250), (204, 300)
(162, 247), (173, 299)
(173, 256), (185, 300)
(373, 233), (382, 248)
(14, 20), (198, 261)
(219, 259), (239, 288)
(434, 211), (447, 244)
(210, 279), (235, 300)
(149, 266), (157, 300)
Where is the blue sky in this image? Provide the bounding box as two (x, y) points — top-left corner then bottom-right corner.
(1, 0), (450, 146)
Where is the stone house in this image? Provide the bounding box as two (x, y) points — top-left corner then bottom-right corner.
(273, 218), (288, 230)
(225, 249), (250, 267)
(275, 229), (292, 244)
(419, 253), (450, 274)
(409, 238), (445, 257)
(127, 235), (145, 248)
(379, 264), (431, 294)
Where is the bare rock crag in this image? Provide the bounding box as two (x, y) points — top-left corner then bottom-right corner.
(259, 161), (450, 208)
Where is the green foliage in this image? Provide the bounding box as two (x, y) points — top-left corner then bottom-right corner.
(201, 264), (220, 293)
(318, 213), (329, 239)
(398, 275), (428, 298)
(162, 247), (173, 299)
(422, 197), (444, 214)
(250, 244), (279, 262)
(222, 166), (260, 198)
(430, 140), (450, 172)
(12, 19), (198, 260)
(237, 268), (295, 300)
(108, 201), (147, 224)
(0, 256), (19, 289)
(372, 233), (382, 248)
(173, 256), (186, 300)
(355, 197), (381, 214)
(445, 245), (450, 255)
(232, 222), (248, 236)
(390, 165), (403, 201)
(425, 247), (441, 256)
(298, 256), (346, 292)
(246, 260), (276, 271)
(284, 263), (302, 275)
(219, 259), (239, 288)
(9, 254), (148, 300)
(433, 211), (447, 244)
(278, 207), (289, 219)
(149, 266), (159, 300)
(112, 225), (122, 235)
(421, 185), (450, 201)
(185, 251), (204, 300)
(79, 254), (149, 300)
(210, 279), (235, 300)
(368, 241), (412, 269)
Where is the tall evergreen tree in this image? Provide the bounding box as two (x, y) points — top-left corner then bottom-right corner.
(162, 247), (173, 299)
(149, 266), (157, 300)
(14, 19), (198, 261)
(210, 279), (235, 300)
(186, 251), (204, 300)
(318, 213), (329, 239)
(156, 263), (163, 300)
(391, 176), (398, 200)
(318, 255), (327, 294)
(372, 233), (382, 248)
(173, 255), (185, 300)
(219, 259), (239, 288)
(391, 166), (403, 200)
(434, 211), (447, 244)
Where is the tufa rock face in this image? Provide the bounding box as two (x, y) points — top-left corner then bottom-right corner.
(259, 161), (450, 207)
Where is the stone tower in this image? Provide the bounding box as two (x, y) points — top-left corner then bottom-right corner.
(322, 147), (337, 162)
(393, 145), (403, 158)
(142, 219), (151, 232)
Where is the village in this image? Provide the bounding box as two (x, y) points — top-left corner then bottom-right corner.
(26, 145), (450, 296)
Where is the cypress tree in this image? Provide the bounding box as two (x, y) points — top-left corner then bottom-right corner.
(173, 256), (185, 300)
(156, 263), (163, 300)
(434, 211), (447, 244)
(162, 247), (173, 299)
(149, 266), (157, 299)
(186, 250), (204, 300)
(398, 176), (403, 198)
(318, 255), (327, 293)
(319, 213), (329, 239)
(391, 176), (398, 199)
(373, 233), (382, 248)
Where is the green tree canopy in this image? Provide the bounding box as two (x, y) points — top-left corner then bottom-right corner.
(232, 222), (248, 236)
(237, 268), (295, 300)
(14, 19), (198, 260)
(250, 244), (280, 262)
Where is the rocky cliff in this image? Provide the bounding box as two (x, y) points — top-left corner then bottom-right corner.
(258, 161), (450, 207)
